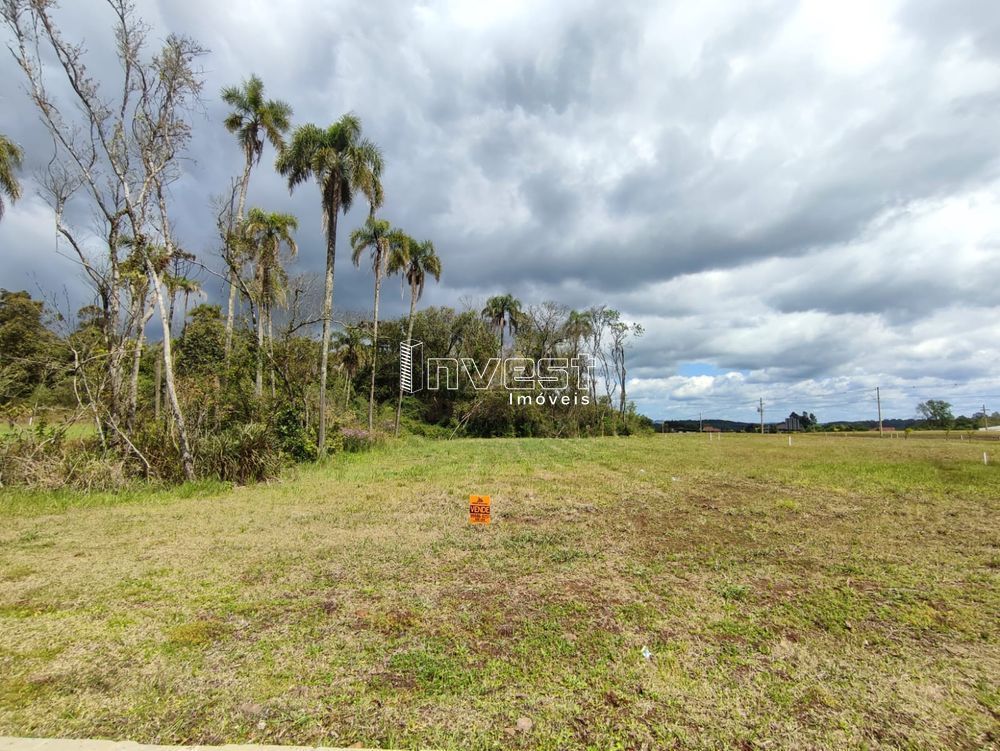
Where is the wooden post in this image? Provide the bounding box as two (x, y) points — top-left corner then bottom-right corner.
(877, 387), (883, 437)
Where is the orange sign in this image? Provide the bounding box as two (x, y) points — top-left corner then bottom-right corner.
(469, 495), (491, 525)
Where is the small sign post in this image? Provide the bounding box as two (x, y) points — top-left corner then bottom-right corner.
(469, 495), (491, 525)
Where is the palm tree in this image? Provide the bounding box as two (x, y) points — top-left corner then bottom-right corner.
(243, 208), (298, 398)
(119, 238), (155, 431)
(177, 277), (202, 337)
(565, 309), (593, 391)
(160, 259), (197, 419)
(0, 134), (24, 221)
(333, 325), (369, 409)
(388, 236), (441, 435)
(221, 76), (292, 367)
(351, 215), (406, 431)
(276, 115), (383, 454)
(162, 253), (196, 338)
(481, 294), (522, 357)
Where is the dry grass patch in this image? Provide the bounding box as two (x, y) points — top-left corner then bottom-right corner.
(1, 434), (998, 749)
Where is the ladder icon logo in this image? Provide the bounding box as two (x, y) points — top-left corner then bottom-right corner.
(400, 341), (423, 394)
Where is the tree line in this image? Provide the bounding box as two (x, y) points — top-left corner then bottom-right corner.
(658, 404), (998, 433)
(0, 1), (647, 490)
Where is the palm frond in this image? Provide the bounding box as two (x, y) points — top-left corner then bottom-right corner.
(0, 134), (24, 219)
(276, 123), (324, 190)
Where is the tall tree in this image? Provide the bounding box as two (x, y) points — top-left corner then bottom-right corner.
(276, 115), (383, 455)
(565, 310), (592, 358)
(243, 208), (298, 398)
(481, 294), (522, 357)
(388, 237), (441, 435)
(608, 317), (643, 427)
(220, 76), (292, 368)
(917, 400), (954, 429)
(351, 215), (405, 431)
(158, 250), (197, 418)
(118, 238), (155, 431)
(333, 324), (369, 409)
(4, 0), (204, 479)
(0, 290), (59, 404)
(520, 301), (568, 361)
(0, 134), (23, 220)
(178, 277), (202, 337)
(565, 309), (593, 394)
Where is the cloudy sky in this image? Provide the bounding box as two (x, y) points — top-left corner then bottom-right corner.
(2, 0), (999, 422)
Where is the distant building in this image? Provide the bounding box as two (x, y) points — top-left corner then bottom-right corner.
(777, 412), (804, 432)
(702, 425), (721, 433)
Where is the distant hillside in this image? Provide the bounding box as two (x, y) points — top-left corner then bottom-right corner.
(654, 418), (925, 433)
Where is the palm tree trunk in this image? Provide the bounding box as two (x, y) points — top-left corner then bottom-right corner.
(224, 155), (252, 373)
(163, 289), (177, 417)
(394, 281), (418, 436)
(317, 191), (340, 457)
(572, 337), (582, 391)
(255, 297), (264, 399)
(267, 307), (276, 398)
(236, 155), (252, 221)
(367, 257), (383, 432)
(223, 275), (239, 369)
(619, 362), (627, 427)
(153, 349), (162, 420)
(167, 290), (177, 342)
(181, 290), (191, 337)
(587, 349), (597, 407)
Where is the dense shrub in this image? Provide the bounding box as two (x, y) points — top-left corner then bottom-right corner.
(1, 417), (286, 490)
(196, 422), (282, 484)
(0, 423), (128, 491)
(273, 405), (318, 461)
(340, 427), (380, 452)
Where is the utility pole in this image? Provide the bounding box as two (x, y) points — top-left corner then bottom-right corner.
(757, 397), (764, 434)
(984, 404), (989, 431)
(699, 412), (703, 433)
(877, 387), (883, 437)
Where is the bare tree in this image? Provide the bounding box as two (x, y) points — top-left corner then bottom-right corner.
(120, 240), (154, 431)
(583, 307), (642, 432)
(521, 301), (568, 361)
(587, 306), (613, 410)
(608, 317), (643, 426)
(3, 0), (205, 479)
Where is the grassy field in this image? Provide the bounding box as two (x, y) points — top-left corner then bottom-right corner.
(1, 435), (998, 750)
(0, 421), (96, 441)
(824, 430), (1000, 443)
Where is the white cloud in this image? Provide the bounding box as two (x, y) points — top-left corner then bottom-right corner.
(1, 0), (998, 421)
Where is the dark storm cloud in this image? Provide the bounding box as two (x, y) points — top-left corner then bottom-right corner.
(2, 0), (1000, 419)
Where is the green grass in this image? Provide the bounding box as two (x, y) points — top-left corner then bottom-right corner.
(0, 421), (96, 440)
(1, 434), (998, 749)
